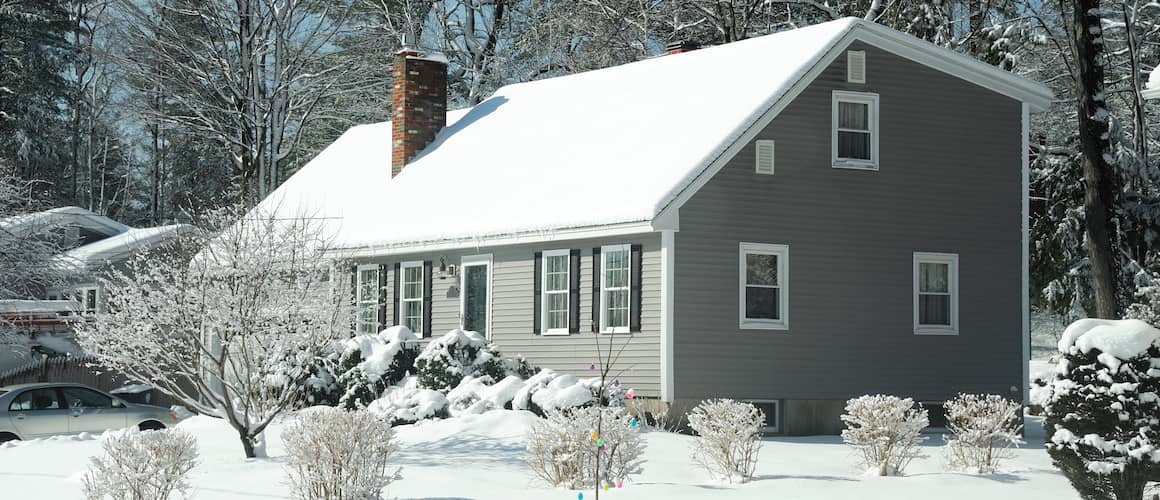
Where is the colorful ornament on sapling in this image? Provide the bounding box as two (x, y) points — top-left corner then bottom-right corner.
(596, 437), (604, 446)
(629, 418), (638, 428)
(617, 481), (624, 489)
(625, 389), (635, 400)
(590, 431), (598, 441)
(612, 379), (620, 388)
(578, 492), (583, 500)
(588, 362), (596, 371)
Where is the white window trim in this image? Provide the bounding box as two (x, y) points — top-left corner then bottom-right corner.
(460, 254), (493, 339)
(745, 399), (782, 433)
(355, 264), (379, 334)
(739, 242), (789, 331)
(600, 244), (631, 334)
(831, 90), (880, 170)
(541, 249), (571, 336)
(400, 261), (424, 336)
(913, 252), (959, 335)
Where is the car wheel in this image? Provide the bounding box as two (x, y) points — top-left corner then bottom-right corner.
(0, 433), (18, 443)
(138, 421), (166, 431)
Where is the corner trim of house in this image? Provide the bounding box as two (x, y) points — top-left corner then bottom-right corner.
(660, 229), (675, 402)
(1021, 102), (1031, 405)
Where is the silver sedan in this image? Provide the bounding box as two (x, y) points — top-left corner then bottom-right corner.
(0, 383), (183, 442)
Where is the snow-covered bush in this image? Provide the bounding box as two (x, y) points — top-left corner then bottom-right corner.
(942, 393), (1023, 473)
(334, 326), (420, 409)
(525, 406), (644, 489)
(414, 329), (506, 392)
(283, 407), (399, 500)
(446, 375), (525, 416)
(840, 394), (928, 476)
(81, 429), (198, 500)
(686, 399), (764, 483)
(366, 377), (449, 425)
(1044, 319), (1160, 500)
(511, 369), (625, 416)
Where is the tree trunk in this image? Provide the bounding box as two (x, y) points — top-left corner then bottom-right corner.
(1071, 0), (1119, 319)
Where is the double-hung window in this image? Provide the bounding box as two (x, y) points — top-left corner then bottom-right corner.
(600, 245), (631, 333)
(355, 265), (379, 334)
(739, 242), (789, 330)
(914, 252), (959, 335)
(400, 261), (424, 335)
(832, 90), (879, 170)
(542, 249), (570, 335)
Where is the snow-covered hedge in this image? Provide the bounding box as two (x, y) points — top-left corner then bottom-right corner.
(525, 406), (644, 489)
(511, 369), (625, 416)
(366, 377), (450, 425)
(81, 429), (198, 500)
(1044, 319), (1160, 499)
(335, 326), (421, 409)
(446, 375), (525, 416)
(415, 329), (507, 392)
(840, 394), (928, 476)
(942, 393), (1023, 473)
(283, 407), (400, 500)
(686, 399), (764, 483)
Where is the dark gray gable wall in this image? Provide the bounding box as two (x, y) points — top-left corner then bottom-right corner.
(671, 41), (1022, 432)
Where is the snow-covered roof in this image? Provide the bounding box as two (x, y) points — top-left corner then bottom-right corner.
(0, 206), (128, 238)
(56, 224), (200, 271)
(0, 300), (78, 315)
(258, 17), (1051, 254)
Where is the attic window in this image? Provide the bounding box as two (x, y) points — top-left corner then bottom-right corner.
(847, 51), (866, 84)
(755, 140), (775, 175)
(832, 91), (879, 170)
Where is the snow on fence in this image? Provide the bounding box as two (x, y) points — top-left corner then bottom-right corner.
(0, 355), (179, 407)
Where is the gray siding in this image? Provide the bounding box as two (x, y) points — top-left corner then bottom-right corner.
(673, 42), (1023, 404)
(358, 234), (662, 396)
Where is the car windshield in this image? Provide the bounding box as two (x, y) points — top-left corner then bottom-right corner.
(0, 390), (7, 396)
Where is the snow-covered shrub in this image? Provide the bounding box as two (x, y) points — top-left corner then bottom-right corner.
(366, 377), (449, 425)
(942, 393), (1023, 473)
(840, 394), (928, 476)
(414, 329), (506, 392)
(283, 407), (400, 500)
(81, 429), (198, 500)
(511, 369), (624, 416)
(334, 326), (420, 409)
(1044, 319), (1160, 500)
(686, 399), (764, 483)
(446, 375), (525, 416)
(525, 406), (644, 489)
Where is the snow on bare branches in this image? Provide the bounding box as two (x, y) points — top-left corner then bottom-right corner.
(75, 207), (350, 458)
(525, 406), (644, 490)
(81, 429), (198, 500)
(686, 399), (763, 483)
(942, 394), (1024, 473)
(283, 407), (400, 500)
(840, 394), (928, 476)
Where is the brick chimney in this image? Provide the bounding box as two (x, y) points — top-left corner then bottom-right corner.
(391, 48), (448, 177)
(665, 40), (699, 55)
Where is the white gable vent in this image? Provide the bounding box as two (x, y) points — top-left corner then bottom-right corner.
(755, 140), (775, 175)
(847, 50), (866, 84)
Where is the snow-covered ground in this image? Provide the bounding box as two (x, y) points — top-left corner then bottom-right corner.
(0, 409), (1076, 499)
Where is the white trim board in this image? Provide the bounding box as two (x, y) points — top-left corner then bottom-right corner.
(331, 221), (659, 259)
(660, 230), (675, 401)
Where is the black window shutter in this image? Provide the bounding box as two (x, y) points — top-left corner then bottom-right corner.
(349, 265), (358, 333)
(377, 264), (388, 332)
(568, 249), (581, 333)
(630, 244), (643, 332)
(422, 261), (433, 337)
(591, 247), (601, 332)
(392, 263), (400, 326)
(533, 252), (542, 335)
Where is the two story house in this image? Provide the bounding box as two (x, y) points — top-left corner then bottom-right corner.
(253, 17), (1051, 434)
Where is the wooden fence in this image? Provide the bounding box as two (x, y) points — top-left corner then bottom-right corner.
(0, 355), (179, 407)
